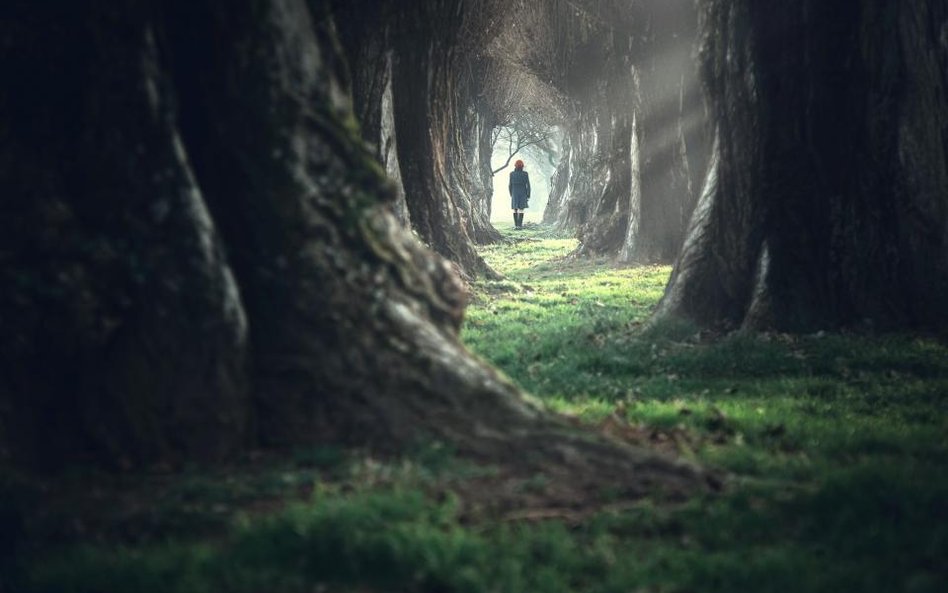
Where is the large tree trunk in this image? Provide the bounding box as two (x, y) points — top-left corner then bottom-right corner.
(391, 1), (499, 277)
(0, 1), (251, 467)
(0, 0), (709, 503)
(657, 0), (948, 332)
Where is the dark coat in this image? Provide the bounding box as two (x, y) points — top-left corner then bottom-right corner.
(509, 169), (531, 209)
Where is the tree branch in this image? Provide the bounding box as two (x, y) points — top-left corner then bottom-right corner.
(491, 120), (556, 175)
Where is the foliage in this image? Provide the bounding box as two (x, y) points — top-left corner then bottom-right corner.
(9, 228), (948, 593)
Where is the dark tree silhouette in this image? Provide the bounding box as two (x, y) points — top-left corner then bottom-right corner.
(657, 0), (948, 332)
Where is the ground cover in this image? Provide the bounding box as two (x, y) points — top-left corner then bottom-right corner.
(4, 224), (946, 592)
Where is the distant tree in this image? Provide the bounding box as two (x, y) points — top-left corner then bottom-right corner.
(491, 114), (558, 176)
(333, 0), (507, 267)
(535, 0), (708, 264)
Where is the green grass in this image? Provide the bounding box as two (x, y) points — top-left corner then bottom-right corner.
(7, 225), (948, 592)
(465, 226), (948, 590)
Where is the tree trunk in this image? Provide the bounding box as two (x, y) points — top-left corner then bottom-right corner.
(627, 5), (710, 263)
(544, 113), (606, 232)
(477, 110), (497, 224)
(454, 102), (503, 245)
(0, 0), (710, 503)
(574, 40), (636, 257)
(333, 1), (410, 225)
(0, 1), (251, 467)
(391, 1), (499, 277)
(657, 0), (948, 332)
(542, 136), (571, 225)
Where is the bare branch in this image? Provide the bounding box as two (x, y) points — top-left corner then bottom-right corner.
(490, 112), (558, 175)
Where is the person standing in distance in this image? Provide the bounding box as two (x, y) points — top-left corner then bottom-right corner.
(509, 159), (530, 230)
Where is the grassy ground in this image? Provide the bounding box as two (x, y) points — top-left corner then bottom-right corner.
(5, 225), (947, 592)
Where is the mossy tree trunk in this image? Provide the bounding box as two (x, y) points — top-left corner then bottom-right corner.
(657, 0), (948, 332)
(0, 0), (709, 503)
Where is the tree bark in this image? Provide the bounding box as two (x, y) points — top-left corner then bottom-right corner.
(454, 101), (503, 245)
(657, 0), (948, 332)
(542, 136), (571, 225)
(332, 1), (410, 225)
(574, 42), (637, 257)
(391, 1), (500, 277)
(477, 110), (497, 224)
(543, 114), (606, 232)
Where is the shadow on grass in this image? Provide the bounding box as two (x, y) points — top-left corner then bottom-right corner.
(18, 459), (948, 593)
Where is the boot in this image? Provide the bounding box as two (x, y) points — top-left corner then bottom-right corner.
(516, 213), (523, 228)
(513, 212), (520, 229)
